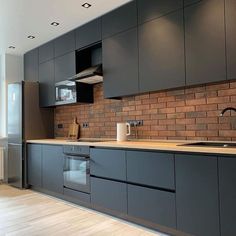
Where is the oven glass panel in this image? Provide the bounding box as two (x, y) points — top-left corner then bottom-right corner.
(55, 81), (76, 105)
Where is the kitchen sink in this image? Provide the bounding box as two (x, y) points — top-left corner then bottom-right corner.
(179, 142), (236, 148)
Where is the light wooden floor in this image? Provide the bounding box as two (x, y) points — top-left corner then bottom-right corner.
(0, 184), (167, 236)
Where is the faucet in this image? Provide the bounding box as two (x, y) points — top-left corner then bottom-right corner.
(220, 107), (236, 116)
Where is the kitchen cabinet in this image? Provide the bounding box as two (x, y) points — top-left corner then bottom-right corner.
(175, 154), (220, 236)
(225, 0), (236, 80)
(102, 1), (137, 39)
(91, 177), (127, 214)
(24, 48), (39, 82)
(76, 18), (101, 49)
(137, 0), (183, 24)
(38, 60), (55, 107)
(128, 185), (176, 228)
(185, 0), (226, 86)
(184, 0), (202, 7)
(219, 157), (236, 236)
(103, 28), (139, 98)
(54, 31), (75, 58)
(139, 10), (185, 93)
(127, 151), (175, 190)
(39, 41), (54, 64)
(90, 148), (126, 181)
(54, 51), (75, 83)
(42, 145), (64, 194)
(27, 144), (42, 187)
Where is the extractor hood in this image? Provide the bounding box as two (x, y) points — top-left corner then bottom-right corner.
(72, 64), (103, 84)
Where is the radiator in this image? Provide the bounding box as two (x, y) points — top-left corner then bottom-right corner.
(0, 147), (4, 181)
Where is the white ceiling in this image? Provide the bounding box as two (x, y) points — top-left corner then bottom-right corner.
(0, 0), (131, 55)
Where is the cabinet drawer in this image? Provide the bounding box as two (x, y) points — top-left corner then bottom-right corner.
(128, 184), (176, 228)
(127, 151), (175, 190)
(63, 145), (90, 156)
(90, 148), (126, 181)
(64, 188), (90, 204)
(91, 177), (127, 214)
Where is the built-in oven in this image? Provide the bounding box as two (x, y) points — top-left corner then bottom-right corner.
(63, 146), (90, 194)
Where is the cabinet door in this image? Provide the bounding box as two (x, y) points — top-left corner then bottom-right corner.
(55, 52), (75, 83)
(54, 31), (75, 58)
(219, 157), (236, 236)
(76, 18), (101, 49)
(24, 48), (39, 82)
(185, 0), (226, 86)
(27, 144), (42, 187)
(90, 148), (126, 181)
(127, 151), (175, 190)
(38, 60), (55, 107)
(139, 10), (185, 93)
(42, 145), (64, 194)
(225, 0), (236, 80)
(102, 1), (137, 39)
(39, 41), (54, 64)
(103, 28), (139, 98)
(91, 177), (127, 214)
(175, 154), (220, 236)
(137, 0), (183, 24)
(184, 0), (202, 7)
(128, 185), (176, 228)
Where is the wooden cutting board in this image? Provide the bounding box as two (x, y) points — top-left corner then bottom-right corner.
(68, 117), (80, 140)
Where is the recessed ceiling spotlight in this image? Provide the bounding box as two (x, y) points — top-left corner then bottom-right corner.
(51, 22), (60, 26)
(82, 2), (92, 8)
(27, 35), (35, 39)
(8, 46), (15, 49)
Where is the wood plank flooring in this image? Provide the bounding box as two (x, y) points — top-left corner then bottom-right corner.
(0, 184), (166, 236)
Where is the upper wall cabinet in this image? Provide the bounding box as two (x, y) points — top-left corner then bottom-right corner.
(225, 0), (236, 80)
(185, 0), (226, 86)
(103, 28), (139, 98)
(24, 48), (39, 82)
(137, 0), (183, 24)
(102, 1), (137, 39)
(76, 18), (102, 50)
(139, 10), (185, 93)
(54, 31), (75, 58)
(39, 41), (54, 64)
(184, 0), (202, 7)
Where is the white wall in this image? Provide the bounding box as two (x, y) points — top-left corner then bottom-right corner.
(0, 54), (6, 138)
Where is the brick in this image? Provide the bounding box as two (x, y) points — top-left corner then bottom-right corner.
(186, 124), (207, 130)
(186, 111), (206, 118)
(159, 107), (176, 114)
(176, 106), (195, 113)
(186, 98), (206, 106)
(196, 104), (217, 111)
(159, 119), (176, 125)
(196, 130), (218, 137)
(168, 125), (185, 131)
(196, 117), (218, 124)
(167, 101), (185, 108)
(176, 131), (195, 137)
(176, 118), (195, 125)
(207, 96), (230, 104)
(218, 88), (236, 96)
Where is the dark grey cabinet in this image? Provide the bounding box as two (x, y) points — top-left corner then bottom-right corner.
(185, 0), (226, 86)
(91, 177), (127, 214)
(127, 151), (175, 190)
(76, 18), (101, 49)
(39, 41), (54, 64)
(38, 60), (55, 107)
(137, 0), (183, 24)
(27, 144), (42, 187)
(103, 28), (139, 98)
(184, 0), (202, 7)
(54, 52), (75, 83)
(54, 31), (75, 58)
(139, 10), (185, 93)
(24, 48), (39, 82)
(42, 145), (64, 194)
(219, 157), (236, 236)
(102, 1), (137, 39)
(225, 0), (236, 80)
(90, 148), (126, 181)
(128, 185), (176, 228)
(175, 154), (220, 236)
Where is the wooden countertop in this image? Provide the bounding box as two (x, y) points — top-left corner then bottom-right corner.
(26, 139), (236, 156)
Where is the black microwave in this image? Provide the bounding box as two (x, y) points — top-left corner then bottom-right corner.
(55, 80), (93, 106)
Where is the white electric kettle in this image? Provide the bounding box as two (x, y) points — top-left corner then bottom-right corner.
(117, 123), (131, 141)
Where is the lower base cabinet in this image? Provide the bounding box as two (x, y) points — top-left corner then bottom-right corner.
(127, 185), (176, 228)
(91, 177), (127, 214)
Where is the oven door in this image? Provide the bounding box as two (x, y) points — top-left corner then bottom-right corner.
(63, 155), (90, 193)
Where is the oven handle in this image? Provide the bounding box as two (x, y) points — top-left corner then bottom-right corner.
(64, 154), (90, 161)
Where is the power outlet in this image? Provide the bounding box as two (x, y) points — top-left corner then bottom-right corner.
(57, 124), (63, 129)
(127, 120), (143, 127)
(82, 122), (89, 128)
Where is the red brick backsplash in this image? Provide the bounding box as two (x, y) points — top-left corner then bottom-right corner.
(55, 81), (236, 141)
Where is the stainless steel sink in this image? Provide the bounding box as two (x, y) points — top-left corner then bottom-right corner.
(179, 142), (236, 148)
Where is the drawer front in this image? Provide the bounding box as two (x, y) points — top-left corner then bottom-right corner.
(127, 151), (175, 190)
(91, 177), (127, 214)
(90, 148), (126, 181)
(64, 188), (90, 204)
(128, 184), (176, 228)
(63, 145), (90, 156)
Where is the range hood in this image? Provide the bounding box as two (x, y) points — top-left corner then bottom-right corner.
(72, 64), (103, 84)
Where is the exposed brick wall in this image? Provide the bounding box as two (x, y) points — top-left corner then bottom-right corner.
(55, 81), (236, 141)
